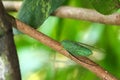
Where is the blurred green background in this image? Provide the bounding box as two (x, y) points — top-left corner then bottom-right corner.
(7, 0), (120, 80)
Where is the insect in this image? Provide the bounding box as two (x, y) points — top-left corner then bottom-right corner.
(61, 40), (100, 57)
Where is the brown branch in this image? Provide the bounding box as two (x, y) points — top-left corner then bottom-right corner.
(3, 1), (120, 25)
(0, 1), (21, 80)
(3, 1), (22, 11)
(7, 14), (118, 80)
(53, 6), (120, 25)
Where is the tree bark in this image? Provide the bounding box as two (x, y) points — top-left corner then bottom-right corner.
(0, 0), (21, 80)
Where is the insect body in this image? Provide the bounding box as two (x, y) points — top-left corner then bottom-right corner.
(61, 40), (92, 57)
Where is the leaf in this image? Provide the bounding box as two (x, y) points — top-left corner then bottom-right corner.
(17, 0), (65, 28)
(61, 40), (92, 56)
(90, 0), (120, 15)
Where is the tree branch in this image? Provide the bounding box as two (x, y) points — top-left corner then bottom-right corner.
(53, 6), (120, 25)
(3, 1), (22, 11)
(7, 14), (118, 80)
(3, 1), (120, 25)
(0, 0), (21, 80)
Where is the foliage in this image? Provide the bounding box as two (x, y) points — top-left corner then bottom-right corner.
(10, 0), (120, 80)
(90, 0), (120, 15)
(18, 0), (65, 28)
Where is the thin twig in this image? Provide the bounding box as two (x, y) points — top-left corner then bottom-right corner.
(3, 1), (120, 25)
(7, 15), (118, 80)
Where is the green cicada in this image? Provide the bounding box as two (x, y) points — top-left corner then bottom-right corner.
(61, 40), (101, 57)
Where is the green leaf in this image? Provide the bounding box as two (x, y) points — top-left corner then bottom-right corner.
(17, 0), (65, 28)
(90, 0), (120, 15)
(61, 40), (92, 56)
